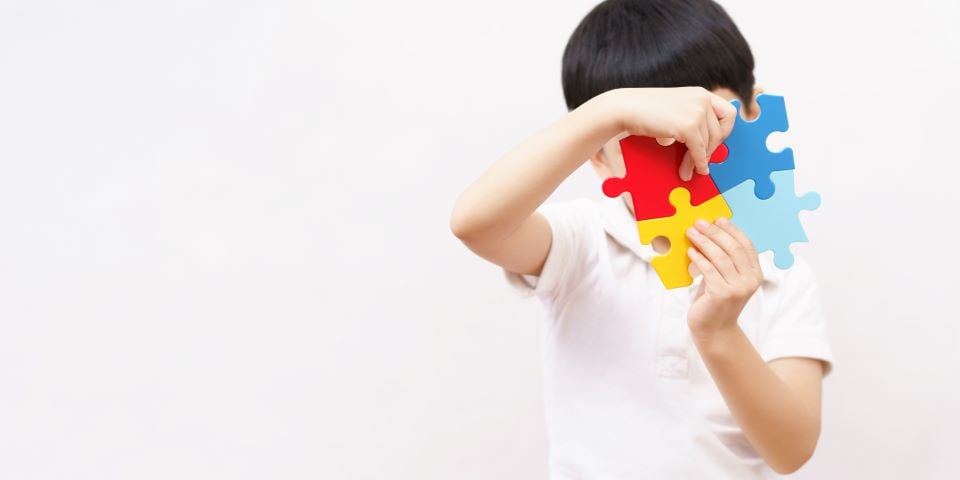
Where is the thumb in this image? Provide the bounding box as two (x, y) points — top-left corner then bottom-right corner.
(710, 94), (738, 138)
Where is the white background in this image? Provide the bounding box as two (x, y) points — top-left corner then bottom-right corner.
(1, 1), (958, 478)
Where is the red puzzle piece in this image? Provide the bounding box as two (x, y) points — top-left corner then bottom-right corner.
(603, 136), (728, 221)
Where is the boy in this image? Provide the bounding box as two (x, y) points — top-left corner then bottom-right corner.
(450, 0), (833, 478)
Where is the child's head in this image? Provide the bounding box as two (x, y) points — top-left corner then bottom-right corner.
(562, 0), (756, 112)
(563, 0), (760, 220)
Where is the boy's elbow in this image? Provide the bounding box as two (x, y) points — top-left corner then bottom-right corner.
(769, 454), (810, 475)
(450, 189), (506, 245)
(767, 435), (819, 474)
(449, 202), (482, 243)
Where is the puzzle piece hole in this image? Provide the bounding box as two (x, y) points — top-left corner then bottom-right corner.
(766, 130), (791, 153)
(652, 236), (670, 255)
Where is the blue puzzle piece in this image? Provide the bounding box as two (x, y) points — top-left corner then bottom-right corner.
(723, 170), (820, 269)
(711, 94), (795, 199)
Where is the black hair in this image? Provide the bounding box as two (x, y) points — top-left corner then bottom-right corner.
(561, 0), (755, 111)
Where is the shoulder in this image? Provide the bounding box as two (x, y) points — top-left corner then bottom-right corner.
(504, 198), (607, 299)
(754, 254), (834, 376)
(540, 198), (609, 262)
(756, 253), (819, 297)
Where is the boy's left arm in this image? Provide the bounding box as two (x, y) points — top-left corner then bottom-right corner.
(685, 218), (825, 475)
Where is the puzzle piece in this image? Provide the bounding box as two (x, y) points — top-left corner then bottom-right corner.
(603, 136), (728, 221)
(710, 94), (795, 199)
(723, 170), (820, 269)
(636, 188), (732, 289)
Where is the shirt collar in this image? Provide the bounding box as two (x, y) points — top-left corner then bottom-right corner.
(600, 197), (655, 262)
(599, 197), (782, 286)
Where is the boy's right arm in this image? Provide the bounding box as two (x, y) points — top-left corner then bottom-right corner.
(450, 87), (736, 276)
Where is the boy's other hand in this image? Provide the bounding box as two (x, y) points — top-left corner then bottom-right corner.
(605, 87), (737, 181)
(684, 217), (762, 340)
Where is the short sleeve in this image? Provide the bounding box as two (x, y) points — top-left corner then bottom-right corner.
(503, 199), (598, 300)
(758, 257), (835, 377)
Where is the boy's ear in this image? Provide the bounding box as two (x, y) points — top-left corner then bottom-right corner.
(589, 149), (613, 179)
(744, 86), (764, 120)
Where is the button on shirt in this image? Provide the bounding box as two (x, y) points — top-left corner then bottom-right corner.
(504, 198), (834, 479)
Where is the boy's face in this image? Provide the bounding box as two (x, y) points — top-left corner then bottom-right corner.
(591, 87), (761, 255)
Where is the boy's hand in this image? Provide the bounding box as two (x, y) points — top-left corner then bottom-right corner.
(684, 217), (763, 340)
(604, 87), (737, 181)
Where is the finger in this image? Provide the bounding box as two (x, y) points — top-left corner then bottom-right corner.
(710, 94), (737, 139)
(676, 123), (708, 177)
(716, 218), (762, 279)
(705, 108), (722, 159)
(688, 246), (726, 287)
(694, 119), (710, 175)
(696, 219), (750, 278)
(679, 154), (695, 181)
(666, 135), (692, 181)
(687, 223), (737, 283)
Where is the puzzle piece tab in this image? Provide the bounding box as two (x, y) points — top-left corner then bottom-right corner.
(710, 94), (795, 199)
(723, 170), (820, 269)
(636, 188), (733, 289)
(603, 136), (728, 221)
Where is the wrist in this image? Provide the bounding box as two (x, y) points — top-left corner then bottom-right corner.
(691, 322), (744, 358)
(587, 88), (630, 138)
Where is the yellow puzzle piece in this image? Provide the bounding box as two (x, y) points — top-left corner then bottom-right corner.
(636, 188), (733, 289)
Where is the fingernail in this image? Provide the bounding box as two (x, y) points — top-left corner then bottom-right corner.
(687, 227), (699, 237)
(717, 217), (729, 226)
(695, 219), (709, 229)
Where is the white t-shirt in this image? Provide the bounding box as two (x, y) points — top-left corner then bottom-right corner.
(504, 198), (834, 480)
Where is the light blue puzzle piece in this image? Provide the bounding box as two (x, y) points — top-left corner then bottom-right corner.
(711, 94), (796, 199)
(723, 170), (820, 269)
